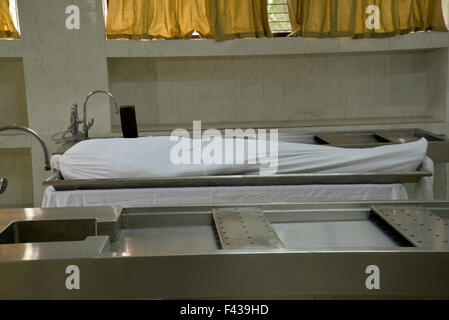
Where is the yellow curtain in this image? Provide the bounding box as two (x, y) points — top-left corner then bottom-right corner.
(288, 0), (447, 38)
(178, 0), (215, 38)
(0, 0), (19, 39)
(106, 0), (271, 40)
(213, 0), (272, 40)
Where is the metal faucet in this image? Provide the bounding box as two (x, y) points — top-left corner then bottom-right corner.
(0, 124), (51, 171)
(82, 90), (119, 140)
(69, 103), (83, 139)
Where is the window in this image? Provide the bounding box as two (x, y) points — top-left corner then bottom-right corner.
(267, 0), (291, 35)
(9, 0), (20, 34)
(104, 0), (292, 38)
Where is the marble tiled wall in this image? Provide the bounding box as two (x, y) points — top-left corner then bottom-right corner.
(426, 49), (449, 120)
(0, 58), (27, 126)
(108, 58), (159, 126)
(0, 58), (30, 207)
(17, 0), (110, 206)
(109, 50), (446, 129)
(0, 149), (33, 207)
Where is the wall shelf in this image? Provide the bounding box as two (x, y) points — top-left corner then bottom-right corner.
(111, 116), (442, 134)
(106, 32), (449, 58)
(2, 32), (448, 59)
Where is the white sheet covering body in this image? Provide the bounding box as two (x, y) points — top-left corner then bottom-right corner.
(52, 136), (429, 180)
(42, 184), (408, 208)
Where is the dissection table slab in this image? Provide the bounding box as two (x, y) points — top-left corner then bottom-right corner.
(1, 201), (449, 299)
(372, 205), (449, 249)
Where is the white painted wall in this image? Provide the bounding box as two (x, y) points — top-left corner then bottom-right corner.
(109, 50), (447, 130)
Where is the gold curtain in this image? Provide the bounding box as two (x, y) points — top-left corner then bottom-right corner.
(106, 0), (271, 40)
(213, 0), (272, 40)
(288, 0), (447, 38)
(0, 0), (19, 39)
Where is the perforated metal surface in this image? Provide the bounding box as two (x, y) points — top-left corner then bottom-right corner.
(212, 207), (284, 250)
(372, 205), (449, 249)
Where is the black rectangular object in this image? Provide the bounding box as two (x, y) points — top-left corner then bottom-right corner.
(120, 105), (138, 138)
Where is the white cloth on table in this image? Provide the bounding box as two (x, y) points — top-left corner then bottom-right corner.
(42, 184), (408, 208)
(46, 136), (430, 207)
(417, 156), (434, 200)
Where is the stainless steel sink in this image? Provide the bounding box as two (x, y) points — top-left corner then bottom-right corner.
(0, 219), (96, 244)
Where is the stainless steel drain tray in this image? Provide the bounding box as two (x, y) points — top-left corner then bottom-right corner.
(372, 205), (449, 249)
(212, 207), (284, 250)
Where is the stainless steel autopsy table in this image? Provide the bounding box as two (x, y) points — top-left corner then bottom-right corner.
(45, 127), (447, 192)
(1, 201), (449, 299)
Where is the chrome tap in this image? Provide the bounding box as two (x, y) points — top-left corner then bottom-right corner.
(82, 90), (119, 140)
(0, 124), (51, 171)
(69, 104), (83, 139)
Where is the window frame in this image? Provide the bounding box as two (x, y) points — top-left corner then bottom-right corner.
(9, 0), (20, 35)
(267, 0), (292, 35)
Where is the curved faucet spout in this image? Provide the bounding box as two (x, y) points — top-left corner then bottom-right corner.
(82, 90), (119, 140)
(0, 124), (51, 171)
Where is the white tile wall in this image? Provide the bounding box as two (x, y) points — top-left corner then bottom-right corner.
(0, 58), (27, 126)
(0, 149), (33, 207)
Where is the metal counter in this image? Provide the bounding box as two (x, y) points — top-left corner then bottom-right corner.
(1, 201), (449, 299)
